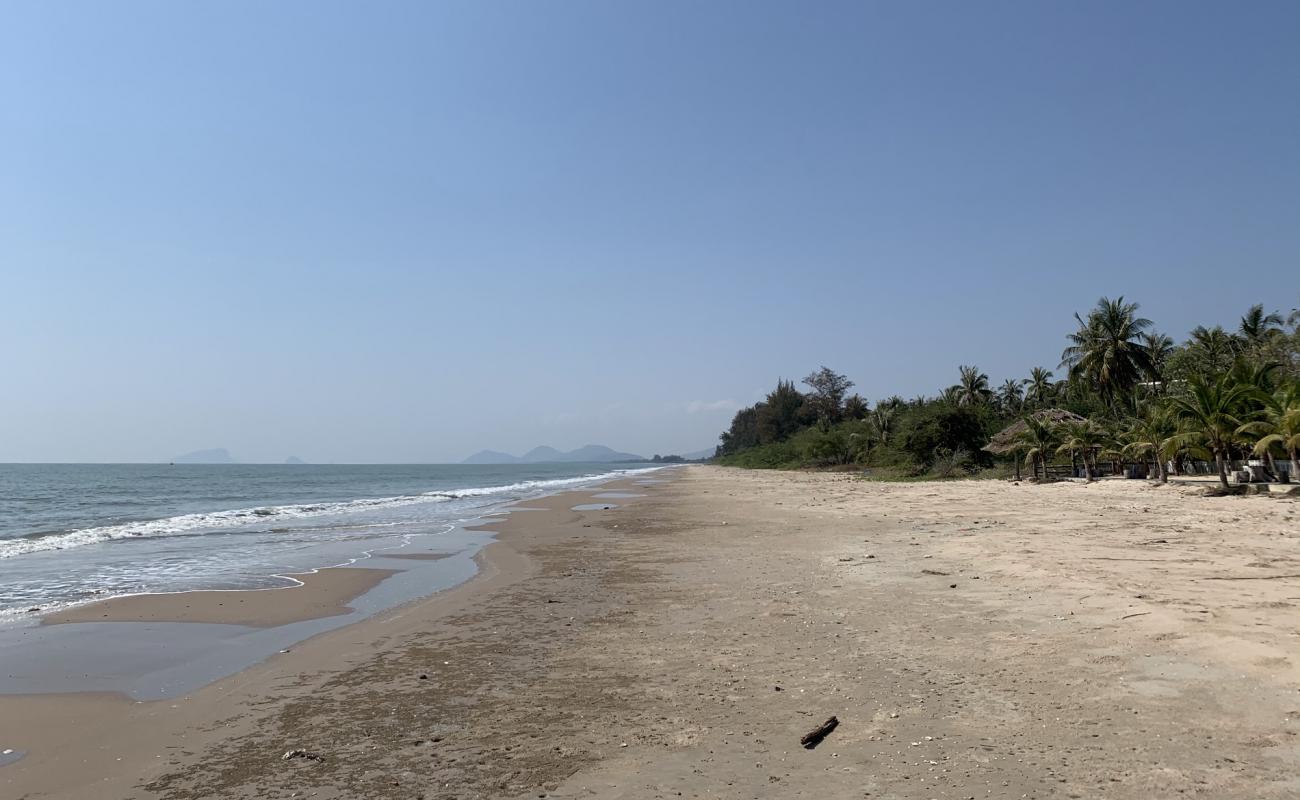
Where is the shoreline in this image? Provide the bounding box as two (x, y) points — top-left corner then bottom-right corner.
(0, 474), (669, 799)
(5, 466), (1299, 799)
(0, 467), (674, 700)
(41, 566), (401, 628)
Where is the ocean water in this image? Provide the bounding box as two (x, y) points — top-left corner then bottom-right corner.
(0, 462), (659, 623)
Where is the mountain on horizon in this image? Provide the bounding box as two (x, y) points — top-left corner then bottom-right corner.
(172, 448), (236, 464)
(284, 456), (306, 465)
(521, 445), (565, 462)
(461, 444), (646, 464)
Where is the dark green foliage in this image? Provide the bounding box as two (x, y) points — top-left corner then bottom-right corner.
(717, 406), (760, 457)
(716, 440), (802, 468)
(898, 404), (993, 470)
(844, 394), (869, 420)
(802, 366), (854, 424)
(715, 297), (1300, 476)
(1060, 296), (1154, 404)
(757, 380), (806, 444)
(953, 365), (992, 407)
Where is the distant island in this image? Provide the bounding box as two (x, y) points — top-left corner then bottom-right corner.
(172, 448), (237, 464)
(462, 444), (646, 464)
(169, 450), (308, 465)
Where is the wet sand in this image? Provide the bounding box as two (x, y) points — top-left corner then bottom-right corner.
(0, 479), (655, 799)
(4, 467), (1300, 799)
(43, 566), (400, 627)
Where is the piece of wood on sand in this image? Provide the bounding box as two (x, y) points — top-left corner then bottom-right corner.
(800, 716), (839, 749)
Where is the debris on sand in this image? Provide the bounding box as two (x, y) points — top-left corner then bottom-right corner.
(800, 716), (839, 749)
(281, 749), (323, 762)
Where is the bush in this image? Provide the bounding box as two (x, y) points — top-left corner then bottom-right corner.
(716, 441), (801, 469)
(898, 405), (992, 469)
(928, 447), (975, 479)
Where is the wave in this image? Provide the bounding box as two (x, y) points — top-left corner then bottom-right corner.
(0, 466), (661, 560)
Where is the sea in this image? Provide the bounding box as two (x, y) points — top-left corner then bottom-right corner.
(0, 462), (661, 625)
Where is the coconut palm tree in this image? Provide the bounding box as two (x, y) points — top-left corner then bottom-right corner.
(1239, 304), (1285, 346)
(844, 394), (869, 420)
(1055, 419), (1104, 480)
(1140, 332), (1175, 390)
(1025, 367), (1054, 409)
(997, 379), (1025, 413)
(1060, 297), (1155, 409)
(1237, 382), (1300, 482)
(1098, 417), (1131, 476)
(1229, 359), (1281, 396)
(1014, 414), (1058, 481)
(1122, 404), (1178, 483)
(1186, 325), (1239, 375)
(954, 365), (992, 407)
(1169, 374), (1261, 489)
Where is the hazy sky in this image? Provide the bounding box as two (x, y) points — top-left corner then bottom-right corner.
(3, 1), (1297, 463)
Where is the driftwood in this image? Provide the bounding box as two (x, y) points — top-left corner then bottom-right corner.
(800, 716), (839, 749)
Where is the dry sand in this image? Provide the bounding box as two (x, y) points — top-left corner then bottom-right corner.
(3, 466), (1299, 799)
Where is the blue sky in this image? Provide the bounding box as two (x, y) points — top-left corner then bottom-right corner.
(2, 0), (1297, 462)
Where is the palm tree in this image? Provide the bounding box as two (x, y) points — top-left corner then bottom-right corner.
(1186, 325), (1239, 375)
(1060, 297), (1155, 408)
(1097, 417), (1130, 476)
(954, 365), (992, 407)
(1169, 374), (1261, 489)
(1122, 404), (1178, 483)
(1237, 382), (1300, 482)
(1025, 367), (1054, 408)
(1014, 414), (1057, 481)
(871, 405), (896, 446)
(1239, 304), (1284, 346)
(997, 379), (1025, 413)
(844, 394), (869, 420)
(1055, 419), (1104, 480)
(1140, 332), (1175, 390)
(1229, 359), (1281, 396)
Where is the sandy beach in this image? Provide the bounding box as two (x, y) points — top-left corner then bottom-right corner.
(3, 466), (1299, 799)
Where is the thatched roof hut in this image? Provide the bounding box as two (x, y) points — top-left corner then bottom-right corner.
(983, 409), (1086, 455)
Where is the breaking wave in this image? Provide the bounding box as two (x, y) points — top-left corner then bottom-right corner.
(0, 467), (659, 560)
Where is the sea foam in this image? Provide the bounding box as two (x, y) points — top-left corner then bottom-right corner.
(0, 466), (659, 560)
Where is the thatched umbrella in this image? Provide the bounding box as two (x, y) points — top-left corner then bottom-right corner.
(984, 409), (1086, 479)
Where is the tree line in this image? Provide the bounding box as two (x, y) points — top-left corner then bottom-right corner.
(715, 296), (1300, 490)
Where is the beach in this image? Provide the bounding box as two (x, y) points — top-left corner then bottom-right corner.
(3, 466), (1299, 798)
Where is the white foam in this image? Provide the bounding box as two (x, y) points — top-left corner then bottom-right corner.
(0, 466), (661, 560)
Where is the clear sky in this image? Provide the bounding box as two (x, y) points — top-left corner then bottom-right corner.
(2, 1), (1297, 463)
